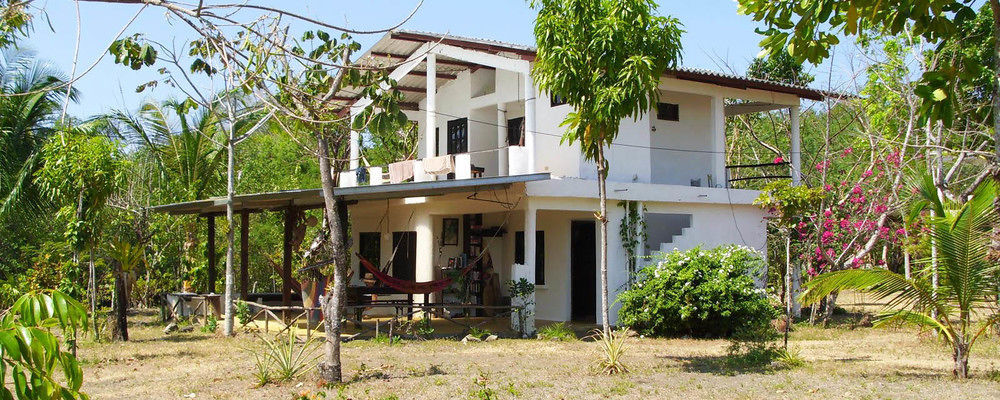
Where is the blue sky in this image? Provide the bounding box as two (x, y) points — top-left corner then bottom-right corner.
(22, 1), (851, 119)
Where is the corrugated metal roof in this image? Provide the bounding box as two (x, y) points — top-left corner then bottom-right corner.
(148, 173), (552, 215)
(334, 30), (837, 104)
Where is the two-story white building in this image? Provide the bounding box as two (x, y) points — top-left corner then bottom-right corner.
(151, 30), (825, 329)
(332, 30), (823, 327)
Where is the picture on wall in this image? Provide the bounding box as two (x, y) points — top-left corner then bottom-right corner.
(442, 218), (459, 246)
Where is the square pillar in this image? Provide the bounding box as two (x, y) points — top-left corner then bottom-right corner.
(789, 105), (802, 186)
(497, 104), (508, 176)
(240, 211), (250, 300)
(282, 208), (294, 310)
(710, 95), (726, 187)
(414, 212), (435, 306)
(523, 73), (537, 174)
(206, 216), (217, 293)
(425, 54), (437, 161)
(512, 204), (536, 335)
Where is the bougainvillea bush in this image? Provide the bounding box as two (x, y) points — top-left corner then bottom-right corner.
(618, 246), (778, 338)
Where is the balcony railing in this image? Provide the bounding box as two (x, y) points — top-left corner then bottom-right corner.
(337, 146), (531, 188)
(725, 161), (791, 189)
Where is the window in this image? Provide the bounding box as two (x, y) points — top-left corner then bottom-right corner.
(514, 231), (546, 285)
(358, 232), (381, 274)
(506, 117), (524, 147)
(550, 94), (567, 107)
(656, 102), (679, 121)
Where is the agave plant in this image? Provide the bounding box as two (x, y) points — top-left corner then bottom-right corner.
(589, 328), (630, 375)
(800, 176), (998, 379)
(253, 330), (320, 382)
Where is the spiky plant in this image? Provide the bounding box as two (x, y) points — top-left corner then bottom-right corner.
(590, 328), (630, 375)
(800, 177), (998, 379)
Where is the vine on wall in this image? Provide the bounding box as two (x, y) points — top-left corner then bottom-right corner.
(618, 200), (647, 288)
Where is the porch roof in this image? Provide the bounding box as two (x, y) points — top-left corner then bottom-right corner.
(147, 173), (551, 216)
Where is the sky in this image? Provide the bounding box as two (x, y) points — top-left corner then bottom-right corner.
(20, 0), (855, 119)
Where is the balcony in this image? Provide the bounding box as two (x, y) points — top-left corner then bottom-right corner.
(337, 146), (531, 188)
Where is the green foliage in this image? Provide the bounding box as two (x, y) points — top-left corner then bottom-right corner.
(234, 301), (251, 326)
(467, 326), (492, 339)
(737, 0), (983, 127)
(589, 328), (630, 375)
(618, 246), (778, 338)
(618, 200), (646, 287)
(754, 180), (825, 228)
(35, 128), (125, 251)
(801, 177), (998, 378)
(247, 330), (320, 383)
(537, 322), (576, 341)
(507, 278), (535, 336)
(469, 371), (498, 400)
(108, 35), (158, 71)
(723, 321), (781, 371)
(0, 0), (32, 49)
(747, 47), (815, 86)
(201, 314), (218, 333)
(413, 316), (434, 338)
(531, 0), (684, 163)
(0, 290), (89, 399)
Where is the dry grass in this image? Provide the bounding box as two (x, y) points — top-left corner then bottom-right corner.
(79, 303), (1000, 399)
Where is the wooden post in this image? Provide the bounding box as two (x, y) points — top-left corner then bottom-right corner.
(206, 215), (217, 293)
(282, 208), (294, 317)
(240, 211), (250, 301)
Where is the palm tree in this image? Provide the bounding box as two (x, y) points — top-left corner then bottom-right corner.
(800, 176), (998, 379)
(105, 100), (226, 288)
(0, 50), (77, 222)
(0, 49), (78, 272)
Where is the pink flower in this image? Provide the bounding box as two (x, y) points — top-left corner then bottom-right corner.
(773, 156), (784, 163)
(896, 228), (906, 236)
(823, 209), (833, 217)
(852, 185), (863, 195)
(824, 184), (833, 191)
(862, 170), (873, 178)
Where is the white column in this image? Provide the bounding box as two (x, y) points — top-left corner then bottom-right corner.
(523, 73), (537, 174)
(414, 212), (434, 305)
(512, 204), (537, 335)
(790, 105), (801, 186)
(710, 95), (726, 187)
(349, 130), (360, 171)
(425, 54), (437, 160)
(497, 104), (508, 176)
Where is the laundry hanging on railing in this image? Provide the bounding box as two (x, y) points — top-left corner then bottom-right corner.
(388, 160), (414, 184)
(422, 155), (455, 175)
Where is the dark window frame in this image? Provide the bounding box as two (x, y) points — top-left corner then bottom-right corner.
(656, 102), (680, 121)
(550, 94), (567, 107)
(514, 230), (546, 285)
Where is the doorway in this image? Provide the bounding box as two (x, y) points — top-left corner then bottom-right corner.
(391, 231), (417, 281)
(570, 220), (596, 322)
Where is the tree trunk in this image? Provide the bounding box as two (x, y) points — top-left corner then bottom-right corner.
(822, 291), (839, 325)
(89, 246), (97, 340)
(597, 145), (610, 334)
(223, 123), (236, 337)
(316, 134), (349, 383)
(111, 269), (128, 341)
(954, 342), (970, 379)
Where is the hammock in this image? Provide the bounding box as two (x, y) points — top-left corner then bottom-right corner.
(357, 253), (474, 295)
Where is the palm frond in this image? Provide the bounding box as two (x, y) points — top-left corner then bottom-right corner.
(873, 309), (952, 343)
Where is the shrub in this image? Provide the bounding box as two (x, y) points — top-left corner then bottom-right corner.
(537, 322), (576, 341)
(590, 328), (630, 375)
(617, 245), (778, 338)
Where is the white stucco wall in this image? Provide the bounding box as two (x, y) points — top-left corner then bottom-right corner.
(650, 91), (714, 186)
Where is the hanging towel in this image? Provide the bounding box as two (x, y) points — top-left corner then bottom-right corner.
(388, 160), (414, 184)
(422, 155), (455, 175)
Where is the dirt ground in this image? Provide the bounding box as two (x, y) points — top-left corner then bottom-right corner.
(80, 297), (1000, 399)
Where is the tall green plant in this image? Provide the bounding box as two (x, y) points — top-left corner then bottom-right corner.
(800, 177), (999, 379)
(531, 0), (684, 333)
(0, 290), (89, 399)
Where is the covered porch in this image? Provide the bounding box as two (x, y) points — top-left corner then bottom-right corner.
(147, 173), (551, 333)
